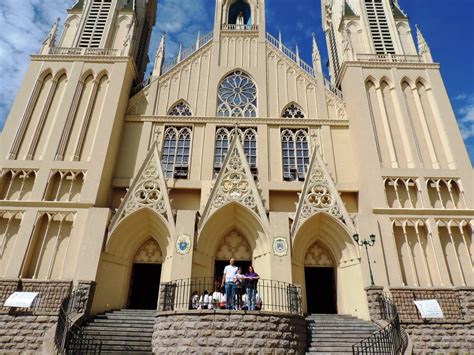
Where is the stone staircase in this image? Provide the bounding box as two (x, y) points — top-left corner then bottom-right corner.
(81, 309), (155, 354)
(306, 314), (379, 354)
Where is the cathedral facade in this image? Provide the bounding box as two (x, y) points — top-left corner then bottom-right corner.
(0, 0), (473, 351)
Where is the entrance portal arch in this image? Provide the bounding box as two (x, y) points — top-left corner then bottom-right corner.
(292, 212), (369, 319)
(92, 208), (174, 314)
(194, 202), (271, 279)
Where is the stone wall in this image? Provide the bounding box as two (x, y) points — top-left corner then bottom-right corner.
(153, 310), (307, 354)
(365, 286), (474, 354)
(0, 278), (72, 352)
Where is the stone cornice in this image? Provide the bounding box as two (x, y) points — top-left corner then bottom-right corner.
(125, 115), (350, 126)
(373, 208), (474, 217)
(0, 201), (94, 209)
(337, 60), (440, 85)
(31, 54), (131, 63)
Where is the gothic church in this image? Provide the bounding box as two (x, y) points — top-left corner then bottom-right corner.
(0, 0), (472, 353)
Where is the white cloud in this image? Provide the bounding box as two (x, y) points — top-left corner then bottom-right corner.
(455, 94), (474, 140)
(0, 0), (75, 129)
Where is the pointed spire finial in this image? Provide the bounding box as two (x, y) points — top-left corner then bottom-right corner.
(278, 31), (283, 50)
(311, 32), (322, 74)
(296, 44), (301, 65)
(196, 31), (201, 49)
(40, 18), (60, 54)
(152, 33), (166, 77)
(416, 24), (433, 63)
(177, 43), (183, 62)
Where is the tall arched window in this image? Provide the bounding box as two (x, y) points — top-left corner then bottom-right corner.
(162, 127), (192, 179)
(214, 127), (257, 177)
(282, 103), (305, 118)
(168, 101), (192, 116)
(281, 129), (310, 181)
(217, 71), (257, 117)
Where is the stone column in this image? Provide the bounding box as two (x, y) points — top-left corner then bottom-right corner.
(365, 286), (384, 321)
(455, 287), (474, 322)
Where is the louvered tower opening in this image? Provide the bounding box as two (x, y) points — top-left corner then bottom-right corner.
(79, 0), (112, 48)
(365, 0), (395, 54)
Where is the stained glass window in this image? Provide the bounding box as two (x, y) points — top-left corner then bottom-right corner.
(214, 127), (257, 177)
(217, 71), (257, 117)
(162, 127), (192, 179)
(281, 129), (310, 181)
(282, 104), (305, 118)
(168, 101), (192, 116)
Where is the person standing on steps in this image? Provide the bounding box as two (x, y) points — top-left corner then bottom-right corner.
(221, 258), (238, 310)
(245, 266), (260, 311)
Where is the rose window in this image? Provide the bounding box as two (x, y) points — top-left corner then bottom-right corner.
(217, 71), (257, 117)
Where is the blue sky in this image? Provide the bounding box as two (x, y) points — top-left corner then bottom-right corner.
(0, 0), (473, 163)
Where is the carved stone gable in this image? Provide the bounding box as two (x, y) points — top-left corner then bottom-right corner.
(292, 146), (354, 236)
(109, 143), (174, 233)
(199, 137), (268, 231)
(134, 239), (163, 263)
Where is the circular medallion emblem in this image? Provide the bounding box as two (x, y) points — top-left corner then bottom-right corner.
(273, 237), (288, 257)
(176, 235), (191, 255)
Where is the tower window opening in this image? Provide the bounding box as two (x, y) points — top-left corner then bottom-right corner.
(162, 127), (192, 179)
(79, 0), (113, 48)
(228, 1), (251, 25)
(364, 0), (395, 54)
(281, 129), (310, 181)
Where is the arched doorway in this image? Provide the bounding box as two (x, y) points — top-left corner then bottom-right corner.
(92, 208), (173, 315)
(128, 238), (163, 309)
(214, 231), (252, 279)
(304, 241), (336, 314)
(292, 213), (369, 320)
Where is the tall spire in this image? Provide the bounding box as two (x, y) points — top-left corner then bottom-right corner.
(40, 18), (60, 55)
(416, 25), (433, 63)
(312, 33), (322, 74)
(152, 34), (166, 77)
(296, 44), (301, 65)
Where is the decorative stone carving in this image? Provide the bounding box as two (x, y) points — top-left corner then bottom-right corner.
(292, 145), (354, 236)
(216, 231), (251, 260)
(273, 237), (288, 257)
(109, 142), (174, 233)
(199, 137), (269, 231)
(176, 235), (192, 255)
(304, 241), (334, 267)
(134, 238), (163, 263)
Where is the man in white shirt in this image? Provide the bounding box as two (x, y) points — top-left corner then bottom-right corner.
(221, 258), (238, 310)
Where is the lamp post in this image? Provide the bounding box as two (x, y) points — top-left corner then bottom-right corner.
(353, 234), (376, 286)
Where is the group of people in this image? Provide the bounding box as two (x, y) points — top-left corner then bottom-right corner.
(189, 258), (262, 311)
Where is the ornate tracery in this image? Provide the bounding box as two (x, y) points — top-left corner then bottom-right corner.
(217, 71), (257, 117)
(214, 127), (257, 177)
(168, 101), (192, 116)
(282, 103), (305, 118)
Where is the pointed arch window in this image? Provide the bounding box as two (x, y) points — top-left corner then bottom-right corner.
(162, 127), (192, 179)
(168, 101), (192, 116)
(282, 104), (305, 118)
(217, 71), (257, 118)
(281, 129), (310, 181)
(214, 127), (257, 177)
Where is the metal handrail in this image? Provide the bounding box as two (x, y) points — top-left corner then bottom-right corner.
(159, 277), (302, 315)
(54, 288), (102, 354)
(352, 295), (405, 355)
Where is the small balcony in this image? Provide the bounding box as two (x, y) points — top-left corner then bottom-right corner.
(356, 53), (423, 63)
(221, 23), (259, 31)
(48, 47), (119, 56)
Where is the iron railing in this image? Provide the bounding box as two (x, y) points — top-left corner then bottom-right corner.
(159, 277), (302, 315)
(54, 288), (102, 354)
(352, 296), (405, 355)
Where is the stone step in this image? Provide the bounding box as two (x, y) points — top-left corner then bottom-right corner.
(99, 345), (152, 352)
(97, 339), (151, 346)
(91, 318), (155, 325)
(86, 326), (153, 336)
(101, 352), (152, 355)
(307, 347), (354, 352)
(84, 333), (152, 341)
(96, 314), (155, 321)
(308, 334), (374, 340)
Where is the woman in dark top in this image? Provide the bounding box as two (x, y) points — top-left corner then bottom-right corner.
(244, 266), (260, 311)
